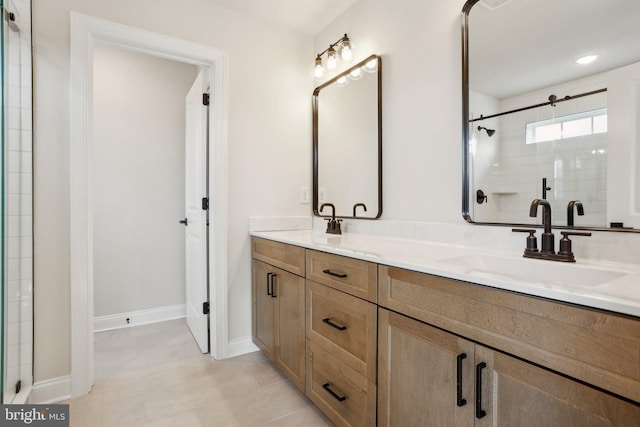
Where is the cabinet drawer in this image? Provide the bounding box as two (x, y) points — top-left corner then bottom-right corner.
(306, 340), (376, 427)
(379, 264), (640, 403)
(251, 237), (305, 276)
(306, 280), (377, 381)
(306, 250), (377, 302)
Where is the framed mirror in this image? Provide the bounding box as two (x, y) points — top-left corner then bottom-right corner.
(313, 54), (382, 219)
(462, 0), (640, 231)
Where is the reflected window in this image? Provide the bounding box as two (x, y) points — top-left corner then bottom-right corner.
(526, 108), (607, 144)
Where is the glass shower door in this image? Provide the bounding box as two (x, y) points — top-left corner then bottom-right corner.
(2, 0), (33, 404)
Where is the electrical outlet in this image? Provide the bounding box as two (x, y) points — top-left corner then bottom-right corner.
(300, 186), (310, 204)
(319, 187), (326, 203)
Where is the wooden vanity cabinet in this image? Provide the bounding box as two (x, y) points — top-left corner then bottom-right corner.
(305, 250), (378, 427)
(379, 308), (640, 426)
(378, 266), (640, 426)
(251, 238), (305, 391)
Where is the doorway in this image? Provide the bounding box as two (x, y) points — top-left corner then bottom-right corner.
(70, 13), (229, 398)
(91, 43), (206, 348)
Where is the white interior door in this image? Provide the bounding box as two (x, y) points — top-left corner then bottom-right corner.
(184, 69), (209, 353)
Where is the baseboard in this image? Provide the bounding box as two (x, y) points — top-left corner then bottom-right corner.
(226, 336), (259, 359)
(94, 304), (186, 332)
(29, 376), (71, 404)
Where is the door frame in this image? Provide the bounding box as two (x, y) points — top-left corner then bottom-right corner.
(69, 12), (229, 397)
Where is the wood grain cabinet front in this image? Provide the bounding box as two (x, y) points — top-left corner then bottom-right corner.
(306, 280), (377, 382)
(251, 258), (305, 391)
(378, 308), (640, 427)
(306, 249), (377, 302)
(379, 264), (640, 404)
(306, 340), (376, 427)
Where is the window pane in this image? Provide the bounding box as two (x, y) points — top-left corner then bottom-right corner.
(563, 117), (591, 138)
(535, 123), (561, 143)
(593, 114), (607, 134)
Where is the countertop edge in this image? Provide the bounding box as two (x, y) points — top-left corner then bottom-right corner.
(250, 230), (640, 318)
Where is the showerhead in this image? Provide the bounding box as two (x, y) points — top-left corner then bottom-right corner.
(477, 125), (495, 137)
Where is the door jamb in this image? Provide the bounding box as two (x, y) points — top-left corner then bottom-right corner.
(69, 12), (229, 397)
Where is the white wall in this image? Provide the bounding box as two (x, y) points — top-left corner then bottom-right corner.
(33, 0), (312, 384)
(92, 44), (197, 318)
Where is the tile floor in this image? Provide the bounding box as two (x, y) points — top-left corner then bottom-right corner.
(63, 319), (334, 426)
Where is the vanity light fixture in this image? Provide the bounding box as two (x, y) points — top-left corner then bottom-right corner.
(314, 33), (353, 79)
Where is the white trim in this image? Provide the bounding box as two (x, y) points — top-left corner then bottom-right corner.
(94, 305), (186, 333)
(226, 336), (260, 359)
(70, 12), (229, 398)
(28, 376), (72, 404)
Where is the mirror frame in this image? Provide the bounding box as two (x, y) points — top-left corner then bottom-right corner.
(312, 54), (383, 219)
(460, 0), (640, 233)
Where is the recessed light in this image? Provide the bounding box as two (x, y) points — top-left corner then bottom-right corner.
(576, 55), (598, 65)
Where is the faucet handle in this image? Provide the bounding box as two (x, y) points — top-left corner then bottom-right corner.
(558, 231), (591, 261)
(512, 228), (538, 254)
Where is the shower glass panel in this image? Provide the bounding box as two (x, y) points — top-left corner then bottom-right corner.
(2, 0), (32, 404)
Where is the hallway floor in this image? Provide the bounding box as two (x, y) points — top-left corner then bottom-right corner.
(64, 319), (334, 426)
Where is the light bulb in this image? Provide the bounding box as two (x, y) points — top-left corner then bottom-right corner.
(336, 76), (348, 87)
(314, 56), (324, 79)
(340, 45), (352, 61)
(327, 48), (337, 70)
(340, 34), (353, 61)
(349, 68), (362, 80)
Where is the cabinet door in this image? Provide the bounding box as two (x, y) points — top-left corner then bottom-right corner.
(252, 259), (275, 360)
(378, 308), (474, 427)
(475, 346), (640, 427)
(273, 268), (305, 391)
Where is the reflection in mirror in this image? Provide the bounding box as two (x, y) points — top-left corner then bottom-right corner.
(313, 54), (382, 219)
(462, 0), (640, 231)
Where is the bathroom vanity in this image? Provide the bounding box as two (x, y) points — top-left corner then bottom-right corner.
(251, 231), (640, 426)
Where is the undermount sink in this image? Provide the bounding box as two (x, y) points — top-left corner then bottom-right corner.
(438, 254), (626, 288)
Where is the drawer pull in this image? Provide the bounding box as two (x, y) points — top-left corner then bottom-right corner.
(270, 273), (277, 298)
(456, 353), (467, 407)
(322, 269), (348, 278)
(266, 273), (273, 296)
(475, 362), (487, 419)
(322, 317), (348, 331)
(322, 382), (347, 402)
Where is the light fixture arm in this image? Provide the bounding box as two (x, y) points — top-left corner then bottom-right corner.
(316, 34), (351, 59)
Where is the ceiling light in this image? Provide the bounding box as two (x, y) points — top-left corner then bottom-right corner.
(313, 34), (354, 80)
(576, 55), (598, 65)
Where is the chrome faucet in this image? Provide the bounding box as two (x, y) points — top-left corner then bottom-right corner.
(320, 203), (342, 235)
(529, 198), (554, 253)
(567, 200), (584, 226)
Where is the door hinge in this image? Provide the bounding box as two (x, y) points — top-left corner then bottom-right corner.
(203, 301), (210, 315)
(15, 380), (21, 394)
(202, 197), (209, 210)
(202, 93), (210, 106)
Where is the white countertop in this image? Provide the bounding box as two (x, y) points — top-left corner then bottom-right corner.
(251, 229), (640, 318)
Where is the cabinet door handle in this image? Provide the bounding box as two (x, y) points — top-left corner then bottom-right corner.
(322, 317), (347, 331)
(322, 383), (346, 402)
(266, 273), (273, 296)
(456, 353), (467, 407)
(475, 362), (487, 419)
(322, 269), (347, 278)
(270, 273), (277, 298)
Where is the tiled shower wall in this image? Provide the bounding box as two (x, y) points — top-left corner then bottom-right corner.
(4, 0), (33, 403)
(472, 72), (608, 227)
